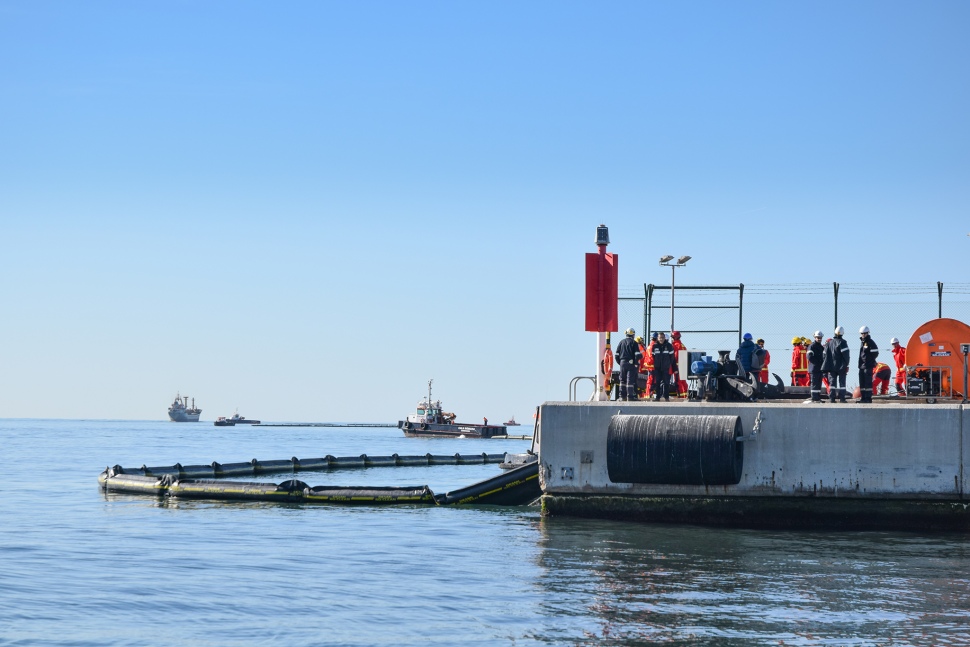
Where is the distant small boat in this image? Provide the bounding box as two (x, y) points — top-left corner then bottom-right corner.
(504, 416), (521, 426)
(214, 412), (260, 427)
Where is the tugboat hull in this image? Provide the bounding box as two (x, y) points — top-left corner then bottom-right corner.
(399, 421), (507, 439)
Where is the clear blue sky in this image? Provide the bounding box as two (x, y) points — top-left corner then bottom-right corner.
(1, 1), (968, 421)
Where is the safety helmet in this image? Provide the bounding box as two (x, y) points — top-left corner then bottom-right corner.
(625, 327), (635, 336)
(814, 330), (823, 338)
(635, 336), (644, 344)
(859, 326), (870, 334)
(743, 333), (752, 340)
(834, 326), (844, 336)
(791, 336), (801, 345)
(671, 331), (681, 339)
(651, 332), (658, 340)
(890, 337), (900, 345)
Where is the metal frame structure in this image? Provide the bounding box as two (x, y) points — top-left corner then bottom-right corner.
(635, 283), (746, 347)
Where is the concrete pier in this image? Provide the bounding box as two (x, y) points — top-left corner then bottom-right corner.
(536, 401), (969, 529)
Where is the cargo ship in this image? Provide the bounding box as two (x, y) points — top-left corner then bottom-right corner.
(168, 393), (202, 422)
(398, 380), (507, 438)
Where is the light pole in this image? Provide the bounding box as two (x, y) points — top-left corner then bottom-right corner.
(659, 255), (691, 332)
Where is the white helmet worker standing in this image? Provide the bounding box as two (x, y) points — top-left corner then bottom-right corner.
(858, 325), (878, 403)
(821, 326), (851, 403)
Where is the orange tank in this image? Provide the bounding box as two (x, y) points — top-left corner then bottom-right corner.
(905, 318), (970, 399)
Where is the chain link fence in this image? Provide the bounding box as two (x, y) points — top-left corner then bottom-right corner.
(618, 282), (970, 388)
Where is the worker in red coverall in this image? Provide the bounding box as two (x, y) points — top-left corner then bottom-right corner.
(890, 337), (907, 395)
(670, 331), (689, 397)
(790, 337), (809, 386)
(757, 338), (771, 384)
(872, 362), (892, 396)
(643, 332), (657, 398)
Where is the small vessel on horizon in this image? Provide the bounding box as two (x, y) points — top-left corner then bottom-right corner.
(168, 393), (202, 422)
(504, 416), (521, 426)
(398, 379), (506, 439)
(214, 412), (261, 426)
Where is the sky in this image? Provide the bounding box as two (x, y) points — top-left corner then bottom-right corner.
(1, 1), (968, 422)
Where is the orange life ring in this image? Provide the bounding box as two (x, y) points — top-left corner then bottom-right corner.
(603, 348), (614, 391)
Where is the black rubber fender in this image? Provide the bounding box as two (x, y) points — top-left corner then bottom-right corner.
(607, 414), (743, 486)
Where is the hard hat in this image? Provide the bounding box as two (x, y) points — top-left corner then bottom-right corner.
(651, 332), (658, 340)
(791, 336), (801, 345)
(814, 330), (823, 338)
(635, 336), (644, 344)
(625, 327), (635, 336)
(671, 331), (681, 339)
(860, 326), (870, 334)
(890, 337), (900, 345)
(743, 333), (752, 340)
(834, 326), (844, 336)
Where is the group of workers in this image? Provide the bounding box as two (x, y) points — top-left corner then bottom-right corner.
(612, 325), (909, 403)
(793, 328), (907, 402)
(613, 328), (687, 401)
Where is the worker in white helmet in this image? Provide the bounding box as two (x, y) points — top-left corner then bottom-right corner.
(614, 328), (642, 401)
(821, 326), (850, 402)
(857, 326), (879, 403)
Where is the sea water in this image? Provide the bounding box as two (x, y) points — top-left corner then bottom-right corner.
(1, 419), (968, 646)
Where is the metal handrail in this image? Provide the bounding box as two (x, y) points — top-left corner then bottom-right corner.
(569, 376), (596, 401)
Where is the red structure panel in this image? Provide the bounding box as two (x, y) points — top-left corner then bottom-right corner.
(585, 252), (618, 332)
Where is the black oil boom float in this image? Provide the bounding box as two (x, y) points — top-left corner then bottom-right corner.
(98, 452), (541, 506)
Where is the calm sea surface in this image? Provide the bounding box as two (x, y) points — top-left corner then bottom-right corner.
(1, 418), (969, 646)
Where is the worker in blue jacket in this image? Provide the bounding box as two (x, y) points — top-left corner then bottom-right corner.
(614, 328), (642, 401)
(821, 326), (851, 402)
(857, 326), (879, 403)
(806, 331), (826, 402)
(651, 332), (675, 402)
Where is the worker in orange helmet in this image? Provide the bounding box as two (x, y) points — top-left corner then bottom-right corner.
(790, 337), (809, 386)
(670, 331), (689, 397)
(872, 361), (892, 396)
(757, 338), (771, 385)
(890, 337), (907, 396)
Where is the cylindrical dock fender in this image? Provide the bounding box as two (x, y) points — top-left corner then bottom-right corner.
(607, 414), (743, 486)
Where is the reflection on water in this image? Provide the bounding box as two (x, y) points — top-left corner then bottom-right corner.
(535, 517), (970, 646)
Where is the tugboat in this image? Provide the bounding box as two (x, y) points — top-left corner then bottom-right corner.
(504, 416), (521, 426)
(398, 380), (507, 438)
(213, 411), (261, 426)
(168, 393), (202, 422)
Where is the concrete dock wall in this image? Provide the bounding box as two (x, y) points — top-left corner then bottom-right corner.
(537, 401), (968, 528)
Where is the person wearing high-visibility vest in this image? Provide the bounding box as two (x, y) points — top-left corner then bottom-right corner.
(872, 362), (892, 396)
(890, 337), (907, 395)
(757, 338), (771, 385)
(790, 337), (809, 386)
(643, 332), (657, 398)
(670, 331), (689, 397)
